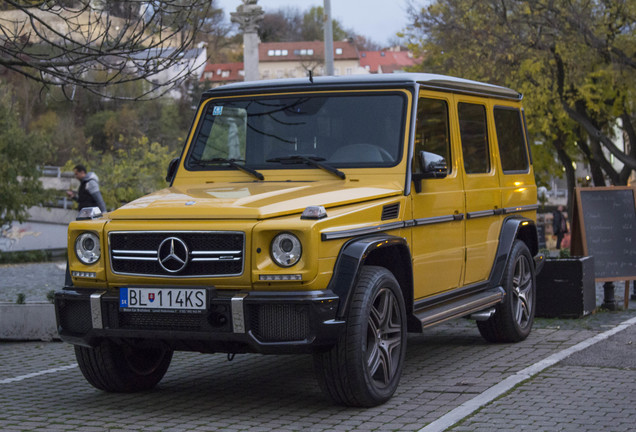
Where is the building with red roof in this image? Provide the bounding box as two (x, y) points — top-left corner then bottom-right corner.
(359, 49), (417, 74)
(200, 44), (419, 86)
(200, 62), (244, 87)
(258, 40), (367, 79)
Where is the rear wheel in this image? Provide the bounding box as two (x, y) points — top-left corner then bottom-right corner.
(313, 266), (407, 407)
(478, 240), (535, 343)
(75, 340), (173, 392)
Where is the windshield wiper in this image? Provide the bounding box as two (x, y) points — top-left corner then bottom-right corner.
(266, 155), (346, 180)
(193, 158), (264, 180)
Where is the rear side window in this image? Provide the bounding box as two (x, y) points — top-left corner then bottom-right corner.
(458, 103), (490, 174)
(494, 107), (529, 173)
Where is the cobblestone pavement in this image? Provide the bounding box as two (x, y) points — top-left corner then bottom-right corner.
(0, 313), (634, 431)
(1, 263), (635, 431)
(0, 261), (66, 303)
(447, 322), (636, 432)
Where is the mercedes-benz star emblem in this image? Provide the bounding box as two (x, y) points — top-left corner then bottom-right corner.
(158, 237), (189, 273)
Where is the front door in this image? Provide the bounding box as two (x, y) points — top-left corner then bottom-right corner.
(411, 93), (465, 299)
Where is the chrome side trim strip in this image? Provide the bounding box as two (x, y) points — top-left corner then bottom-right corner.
(320, 204), (536, 241)
(503, 204), (539, 214)
(90, 292), (105, 329)
(321, 221), (405, 241)
(231, 293), (249, 333)
(466, 209), (495, 219)
(321, 213), (468, 241)
(414, 215), (455, 226)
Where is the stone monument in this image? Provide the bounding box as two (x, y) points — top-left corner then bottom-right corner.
(231, 0), (264, 82)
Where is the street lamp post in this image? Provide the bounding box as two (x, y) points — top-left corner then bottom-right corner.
(323, 0), (334, 76)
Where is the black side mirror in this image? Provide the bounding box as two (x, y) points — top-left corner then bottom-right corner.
(412, 151), (448, 193)
(418, 151), (448, 178)
(166, 157), (180, 182)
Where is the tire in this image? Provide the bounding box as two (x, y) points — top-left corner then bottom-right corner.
(478, 240), (535, 343)
(313, 266), (407, 407)
(75, 340), (173, 392)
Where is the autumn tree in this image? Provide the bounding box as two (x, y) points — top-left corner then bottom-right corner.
(404, 0), (635, 208)
(0, 84), (50, 225)
(258, 6), (348, 43)
(66, 137), (178, 210)
(258, 8), (303, 42)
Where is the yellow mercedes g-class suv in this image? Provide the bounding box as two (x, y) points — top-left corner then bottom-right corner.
(55, 73), (543, 407)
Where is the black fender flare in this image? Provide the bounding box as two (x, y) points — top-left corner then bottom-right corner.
(326, 234), (413, 319)
(489, 216), (540, 287)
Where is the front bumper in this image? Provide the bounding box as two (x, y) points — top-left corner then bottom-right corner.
(54, 286), (344, 354)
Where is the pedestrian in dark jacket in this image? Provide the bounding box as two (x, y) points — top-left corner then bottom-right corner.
(66, 164), (107, 213)
(552, 205), (568, 249)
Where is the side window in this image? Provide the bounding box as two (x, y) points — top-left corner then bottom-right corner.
(414, 97), (451, 174)
(494, 107), (529, 172)
(458, 102), (490, 174)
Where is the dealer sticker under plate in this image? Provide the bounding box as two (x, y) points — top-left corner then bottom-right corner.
(120, 287), (206, 312)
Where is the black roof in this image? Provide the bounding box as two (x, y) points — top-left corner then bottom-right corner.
(202, 73), (522, 100)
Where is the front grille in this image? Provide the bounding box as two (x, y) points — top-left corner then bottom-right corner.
(109, 231), (244, 277)
(250, 304), (310, 342)
(118, 311), (204, 331)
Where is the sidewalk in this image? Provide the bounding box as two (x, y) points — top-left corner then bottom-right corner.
(443, 316), (636, 432)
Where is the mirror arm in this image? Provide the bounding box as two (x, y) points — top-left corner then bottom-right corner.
(166, 157), (180, 182)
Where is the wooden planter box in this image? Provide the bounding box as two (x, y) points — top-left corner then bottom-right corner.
(536, 256), (596, 318)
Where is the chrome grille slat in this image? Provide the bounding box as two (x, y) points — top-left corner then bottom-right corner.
(191, 250), (241, 255)
(112, 249), (157, 255)
(109, 231), (244, 277)
(112, 256), (158, 261)
(191, 257), (242, 262)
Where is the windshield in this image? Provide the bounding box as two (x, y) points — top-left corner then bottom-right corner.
(185, 92), (407, 172)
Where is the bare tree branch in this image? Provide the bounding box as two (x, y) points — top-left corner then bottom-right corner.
(0, 0), (217, 99)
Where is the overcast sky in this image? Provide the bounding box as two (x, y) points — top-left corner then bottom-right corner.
(216, 0), (414, 47)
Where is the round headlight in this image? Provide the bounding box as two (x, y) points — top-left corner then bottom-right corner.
(75, 232), (101, 265)
(270, 232), (302, 267)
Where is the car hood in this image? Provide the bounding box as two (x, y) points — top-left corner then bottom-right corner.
(108, 180), (403, 220)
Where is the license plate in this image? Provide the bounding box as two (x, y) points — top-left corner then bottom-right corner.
(119, 287), (206, 312)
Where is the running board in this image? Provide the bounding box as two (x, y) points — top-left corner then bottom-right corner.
(414, 287), (505, 329)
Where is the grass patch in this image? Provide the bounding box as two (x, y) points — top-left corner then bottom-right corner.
(0, 249), (66, 264)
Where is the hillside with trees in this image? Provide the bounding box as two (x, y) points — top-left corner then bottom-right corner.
(2, 0), (633, 223)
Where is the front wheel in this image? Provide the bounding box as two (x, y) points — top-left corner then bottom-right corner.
(75, 340), (173, 392)
(478, 240), (536, 343)
(313, 266), (407, 407)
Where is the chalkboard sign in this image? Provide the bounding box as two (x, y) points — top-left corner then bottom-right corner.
(571, 187), (636, 281)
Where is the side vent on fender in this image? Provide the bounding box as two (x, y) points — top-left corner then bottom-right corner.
(381, 203), (400, 220)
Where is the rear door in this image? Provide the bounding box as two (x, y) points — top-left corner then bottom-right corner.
(493, 105), (537, 217)
(456, 97), (502, 286)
